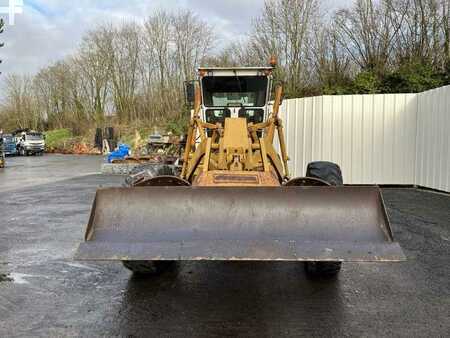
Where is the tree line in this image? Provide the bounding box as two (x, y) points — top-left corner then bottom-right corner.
(0, 0), (449, 134)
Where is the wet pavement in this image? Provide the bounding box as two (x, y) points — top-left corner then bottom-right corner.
(0, 154), (449, 337)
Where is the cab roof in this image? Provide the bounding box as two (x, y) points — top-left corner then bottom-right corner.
(197, 67), (274, 77)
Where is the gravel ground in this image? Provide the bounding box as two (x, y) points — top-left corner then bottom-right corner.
(0, 154), (449, 337)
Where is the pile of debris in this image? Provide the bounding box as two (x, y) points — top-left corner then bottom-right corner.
(101, 131), (184, 175)
(47, 140), (100, 155)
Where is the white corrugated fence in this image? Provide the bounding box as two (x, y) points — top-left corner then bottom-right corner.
(279, 85), (449, 192)
(415, 86), (450, 192)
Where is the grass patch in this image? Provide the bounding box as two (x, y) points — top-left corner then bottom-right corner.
(44, 129), (74, 151)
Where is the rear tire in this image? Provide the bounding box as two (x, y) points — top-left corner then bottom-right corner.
(306, 161), (343, 185)
(122, 165), (179, 276)
(304, 161), (343, 277)
(122, 261), (175, 276)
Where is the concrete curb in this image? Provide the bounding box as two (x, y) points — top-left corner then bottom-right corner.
(101, 163), (141, 175)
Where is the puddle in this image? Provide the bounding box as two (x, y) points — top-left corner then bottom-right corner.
(9, 273), (32, 284)
(65, 262), (101, 272)
(0, 273), (33, 284)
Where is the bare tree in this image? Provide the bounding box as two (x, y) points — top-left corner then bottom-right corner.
(108, 23), (140, 122)
(333, 0), (407, 73)
(250, 0), (319, 95)
(172, 10), (214, 81)
(1, 3), (448, 133)
(443, 0), (450, 67)
(143, 11), (172, 91)
(311, 25), (353, 90)
(75, 26), (113, 124)
(390, 0), (450, 67)
(141, 10), (214, 123)
(3, 74), (39, 129)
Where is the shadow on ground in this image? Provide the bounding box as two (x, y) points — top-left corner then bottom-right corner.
(117, 261), (344, 337)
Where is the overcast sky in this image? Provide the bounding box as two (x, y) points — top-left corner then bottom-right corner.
(0, 0), (351, 76)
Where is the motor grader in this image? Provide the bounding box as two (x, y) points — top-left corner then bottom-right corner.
(75, 63), (405, 277)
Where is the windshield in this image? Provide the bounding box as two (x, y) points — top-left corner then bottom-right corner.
(205, 108), (265, 125)
(26, 134), (43, 141)
(202, 76), (268, 107)
(3, 136), (13, 143)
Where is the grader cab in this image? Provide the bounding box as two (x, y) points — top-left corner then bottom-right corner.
(75, 64), (405, 277)
(182, 67), (288, 187)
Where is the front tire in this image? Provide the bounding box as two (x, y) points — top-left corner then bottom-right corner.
(305, 261), (342, 278)
(304, 161), (343, 278)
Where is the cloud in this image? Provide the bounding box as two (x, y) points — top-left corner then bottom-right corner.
(0, 0), (352, 76)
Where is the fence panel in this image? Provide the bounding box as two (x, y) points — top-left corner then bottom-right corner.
(280, 93), (418, 185)
(415, 86), (450, 192)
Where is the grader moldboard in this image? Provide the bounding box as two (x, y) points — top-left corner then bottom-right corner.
(75, 63), (405, 277)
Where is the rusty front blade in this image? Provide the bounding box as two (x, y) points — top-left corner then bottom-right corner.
(75, 186), (405, 262)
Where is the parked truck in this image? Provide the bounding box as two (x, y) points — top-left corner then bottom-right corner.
(14, 130), (45, 156)
(1, 134), (18, 156)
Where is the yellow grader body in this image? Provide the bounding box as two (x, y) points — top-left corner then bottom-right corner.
(183, 85), (286, 188)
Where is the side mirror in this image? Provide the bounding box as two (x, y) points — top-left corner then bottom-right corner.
(184, 80), (197, 107)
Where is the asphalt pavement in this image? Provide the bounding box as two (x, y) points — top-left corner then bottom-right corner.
(0, 154), (449, 337)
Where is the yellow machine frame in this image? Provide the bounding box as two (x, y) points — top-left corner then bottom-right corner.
(180, 84), (290, 187)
